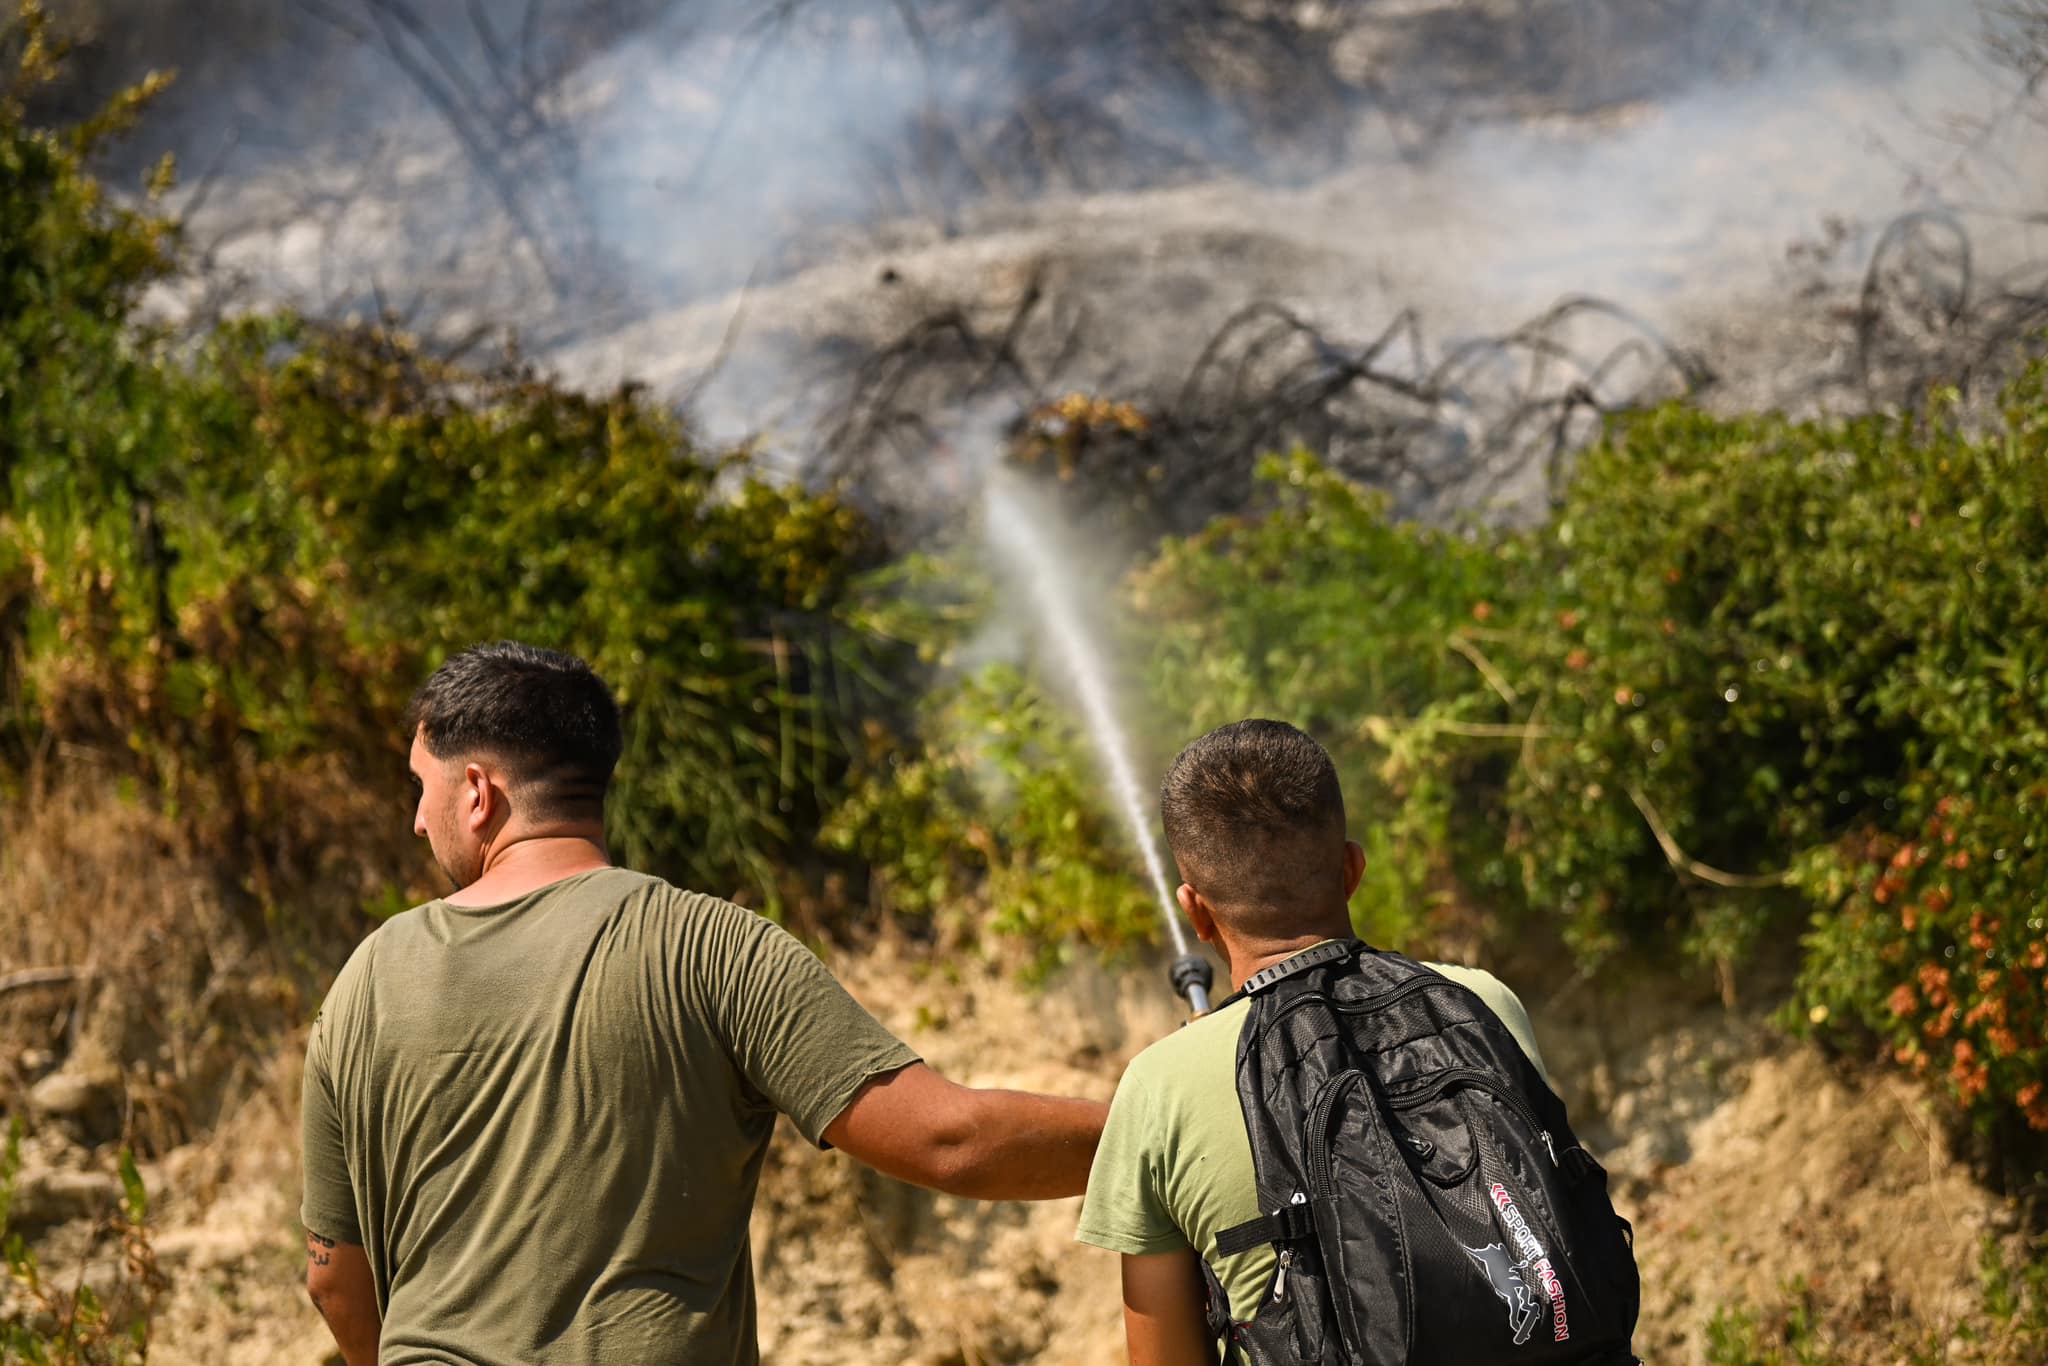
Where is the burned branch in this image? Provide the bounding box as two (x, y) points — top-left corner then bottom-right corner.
(815, 207), (2044, 544)
(814, 275), (1713, 540)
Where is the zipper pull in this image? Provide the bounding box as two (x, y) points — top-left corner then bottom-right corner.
(1542, 1131), (1559, 1166)
(1272, 1249), (1294, 1303)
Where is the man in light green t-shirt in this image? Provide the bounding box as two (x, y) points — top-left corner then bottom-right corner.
(1076, 720), (1555, 1365)
(301, 643), (1108, 1366)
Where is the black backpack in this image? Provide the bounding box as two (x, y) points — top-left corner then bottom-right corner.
(1200, 940), (1640, 1366)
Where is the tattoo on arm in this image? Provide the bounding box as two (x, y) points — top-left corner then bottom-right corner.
(308, 1231), (336, 1267)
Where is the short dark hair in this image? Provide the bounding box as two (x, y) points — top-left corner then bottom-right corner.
(1159, 719), (1347, 931)
(405, 641), (622, 819)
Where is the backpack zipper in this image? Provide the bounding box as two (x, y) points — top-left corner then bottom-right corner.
(1385, 1067), (1557, 1166)
(1263, 970), (1452, 1030)
(1304, 1071), (1366, 1197)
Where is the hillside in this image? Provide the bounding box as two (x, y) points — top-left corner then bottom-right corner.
(4, 2), (2047, 1361)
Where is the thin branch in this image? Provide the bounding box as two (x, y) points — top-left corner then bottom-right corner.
(1519, 698), (1553, 793)
(1445, 632), (1519, 707)
(0, 965), (90, 1001)
(1430, 720), (1555, 739)
(1360, 715), (1554, 743)
(680, 264), (761, 412)
(302, 0), (564, 294)
(1623, 781), (1793, 890)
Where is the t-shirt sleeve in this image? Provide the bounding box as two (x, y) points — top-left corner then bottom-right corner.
(700, 903), (920, 1147)
(299, 1007), (362, 1245)
(1074, 1058), (1190, 1257)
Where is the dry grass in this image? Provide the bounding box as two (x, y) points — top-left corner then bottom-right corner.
(0, 751), (420, 1154)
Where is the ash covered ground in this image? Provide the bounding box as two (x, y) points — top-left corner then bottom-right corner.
(43, 0), (2048, 522)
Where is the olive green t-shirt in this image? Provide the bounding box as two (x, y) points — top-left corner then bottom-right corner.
(300, 868), (920, 1366)
(1074, 955), (1548, 1326)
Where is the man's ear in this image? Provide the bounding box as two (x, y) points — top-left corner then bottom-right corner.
(1178, 883), (1219, 945)
(463, 762), (493, 833)
(1343, 839), (1367, 900)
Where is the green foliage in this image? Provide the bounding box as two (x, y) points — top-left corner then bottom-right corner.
(1134, 452), (1525, 948)
(826, 659), (1166, 955)
(0, 31), (897, 922)
(1138, 385), (2047, 1127)
(1783, 377), (2048, 1131)
(203, 319), (894, 904)
(1700, 1239), (2048, 1366)
(1975, 1233), (2048, 1351)
(845, 376), (2048, 1135)
(1, 1118), (161, 1364)
(1702, 1280), (1834, 1366)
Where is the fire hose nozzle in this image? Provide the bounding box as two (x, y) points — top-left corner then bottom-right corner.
(1169, 952), (1214, 1017)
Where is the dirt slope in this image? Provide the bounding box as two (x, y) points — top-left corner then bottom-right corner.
(12, 938), (2027, 1364)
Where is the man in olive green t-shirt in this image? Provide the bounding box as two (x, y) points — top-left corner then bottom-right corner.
(301, 643), (1107, 1366)
(1076, 720), (1557, 1365)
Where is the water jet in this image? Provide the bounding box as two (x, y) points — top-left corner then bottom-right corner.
(983, 469), (1214, 1015)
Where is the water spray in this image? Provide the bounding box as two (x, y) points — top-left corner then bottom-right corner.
(983, 470), (1214, 1016)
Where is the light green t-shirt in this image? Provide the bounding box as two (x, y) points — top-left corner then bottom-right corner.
(300, 867), (919, 1366)
(1074, 954), (1549, 1326)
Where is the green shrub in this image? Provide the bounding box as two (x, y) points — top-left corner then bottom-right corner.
(0, 18), (899, 924)
(207, 319), (895, 906)
(846, 370), (2048, 1135)
(1133, 452), (1527, 949)
(824, 657), (1167, 956)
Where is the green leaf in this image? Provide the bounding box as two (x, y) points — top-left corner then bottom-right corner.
(118, 1148), (147, 1224)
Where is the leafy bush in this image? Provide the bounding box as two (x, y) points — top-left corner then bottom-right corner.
(1141, 375), (2045, 1130)
(0, 13), (898, 931)
(820, 541), (1169, 954)
(1134, 453), (1526, 950)
(205, 319), (894, 906)
(8, 0), (2048, 1146)
(845, 370), (2048, 1137)
(828, 660), (1165, 956)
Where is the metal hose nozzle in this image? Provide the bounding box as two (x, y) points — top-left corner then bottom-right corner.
(1169, 952), (1214, 1016)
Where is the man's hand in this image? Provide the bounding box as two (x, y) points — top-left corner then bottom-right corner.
(1122, 1249), (1218, 1366)
(306, 1230), (380, 1366)
(822, 1061), (1107, 1200)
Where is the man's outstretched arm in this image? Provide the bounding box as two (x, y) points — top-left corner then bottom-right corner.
(1122, 1249), (1219, 1366)
(306, 1230), (380, 1366)
(822, 1062), (1107, 1200)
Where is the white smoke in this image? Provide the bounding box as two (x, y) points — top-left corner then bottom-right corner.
(99, 0), (2045, 452)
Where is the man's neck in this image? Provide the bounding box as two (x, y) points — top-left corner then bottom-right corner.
(446, 833), (611, 907)
(1221, 922), (1356, 993)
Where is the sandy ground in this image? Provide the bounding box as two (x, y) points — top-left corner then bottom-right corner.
(23, 937), (2009, 1366)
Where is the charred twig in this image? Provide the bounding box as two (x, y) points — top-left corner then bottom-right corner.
(818, 277), (1709, 538)
(680, 263), (762, 413)
(299, 0), (570, 294)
